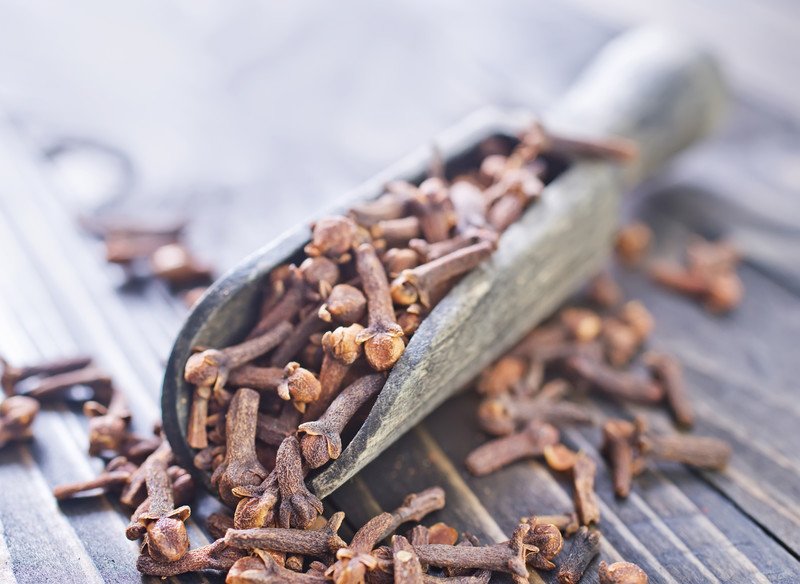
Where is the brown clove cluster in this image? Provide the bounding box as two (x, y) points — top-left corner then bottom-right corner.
(80, 215), (214, 302)
(460, 267), (730, 582)
(135, 484), (573, 584)
(466, 271), (732, 489)
(10, 355), (201, 564)
(180, 123), (634, 539)
(614, 222), (744, 315)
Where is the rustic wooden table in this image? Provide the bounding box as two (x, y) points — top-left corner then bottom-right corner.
(0, 2), (798, 583)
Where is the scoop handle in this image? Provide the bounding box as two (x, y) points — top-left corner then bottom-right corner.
(544, 26), (725, 186)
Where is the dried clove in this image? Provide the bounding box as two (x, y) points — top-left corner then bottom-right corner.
(371, 216), (422, 247)
(129, 442), (191, 562)
(251, 267), (307, 338)
(298, 374), (385, 468)
(410, 230), (492, 264)
(0, 355), (92, 396)
(300, 256), (341, 296)
(538, 125), (638, 162)
(565, 355), (663, 404)
(53, 456), (137, 500)
(302, 324), (365, 423)
(84, 390), (132, 456)
(614, 222), (651, 266)
(327, 512), (393, 584)
(390, 241), (494, 308)
(526, 513), (579, 537)
(648, 261), (709, 296)
(560, 308), (603, 343)
(187, 384), (212, 449)
(409, 178), (456, 243)
(276, 435), (324, 528)
(449, 180), (489, 233)
(0, 395), (40, 448)
(522, 516), (563, 570)
(556, 527), (600, 584)
(269, 307), (328, 368)
(305, 216), (359, 262)
(380, 486), (446, 540)
(232, 471), (279, 529)
(383, 247), (421, 279)
(544, 444), (579, 472)
(319, 284), (367, 325)
(649, 248), (743, 314)
(226, 511), (347, 557)
(184, 320), (293, 394)
(277, 362), (322, 413)
(466, 420), (559, 476)
(136, 538), (245, 576)
(486, 168), (543, 232)
(212, 388), (268, 506)
(354, 242), (406, 371)
(392, 535), (424, 584)
(638, 431), (731, 470)
(227, 365), (284, 391)
(149, 242), (214, 287)
(350, 188), (412, 226)
(601, 317), (641, 367)
(22, 366), (113, 404)
(476, 356), (527, 396)
(227, 550), (328, 583)
(477, 380), (593, 436)
(127, 465), (194, 540)
(397, 303), (425, 337)
(422, 572), (491, 584)
(258, 406), (302, 446)
(602, 419), (637, 498)
(598, 560), (649, 584)
(645, 351), (694, 428)
(414, 523), (533, 583)
(572, 452), (600, 526)
(587, 272), (622, 308)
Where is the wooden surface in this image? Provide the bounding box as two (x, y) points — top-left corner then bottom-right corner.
(0, 1), (799, 583)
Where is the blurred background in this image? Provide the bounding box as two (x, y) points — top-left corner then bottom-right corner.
(1, 2), (799, 582)
(1, 1), (797, 271)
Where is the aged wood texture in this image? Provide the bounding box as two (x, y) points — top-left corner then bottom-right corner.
(0, 2), (798, 583)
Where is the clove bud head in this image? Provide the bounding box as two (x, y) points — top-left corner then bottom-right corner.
(143, 506), (191, 562)
(184, 349), (225, 387)
(599, 560), (649, 584)
(278, 363), (322, 412)
(356, 326), (406, 372)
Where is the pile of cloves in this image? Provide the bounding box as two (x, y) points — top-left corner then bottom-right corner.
(0, 354), (188, 563)
(466, 272), (732, 491)
(80, 215), (214, 303)
(615, 221), (744, 314)
(457, 255), (732, 581)
(180, 122), (634, 538)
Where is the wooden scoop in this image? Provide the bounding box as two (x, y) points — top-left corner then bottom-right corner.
(162, 27), (725, 498)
